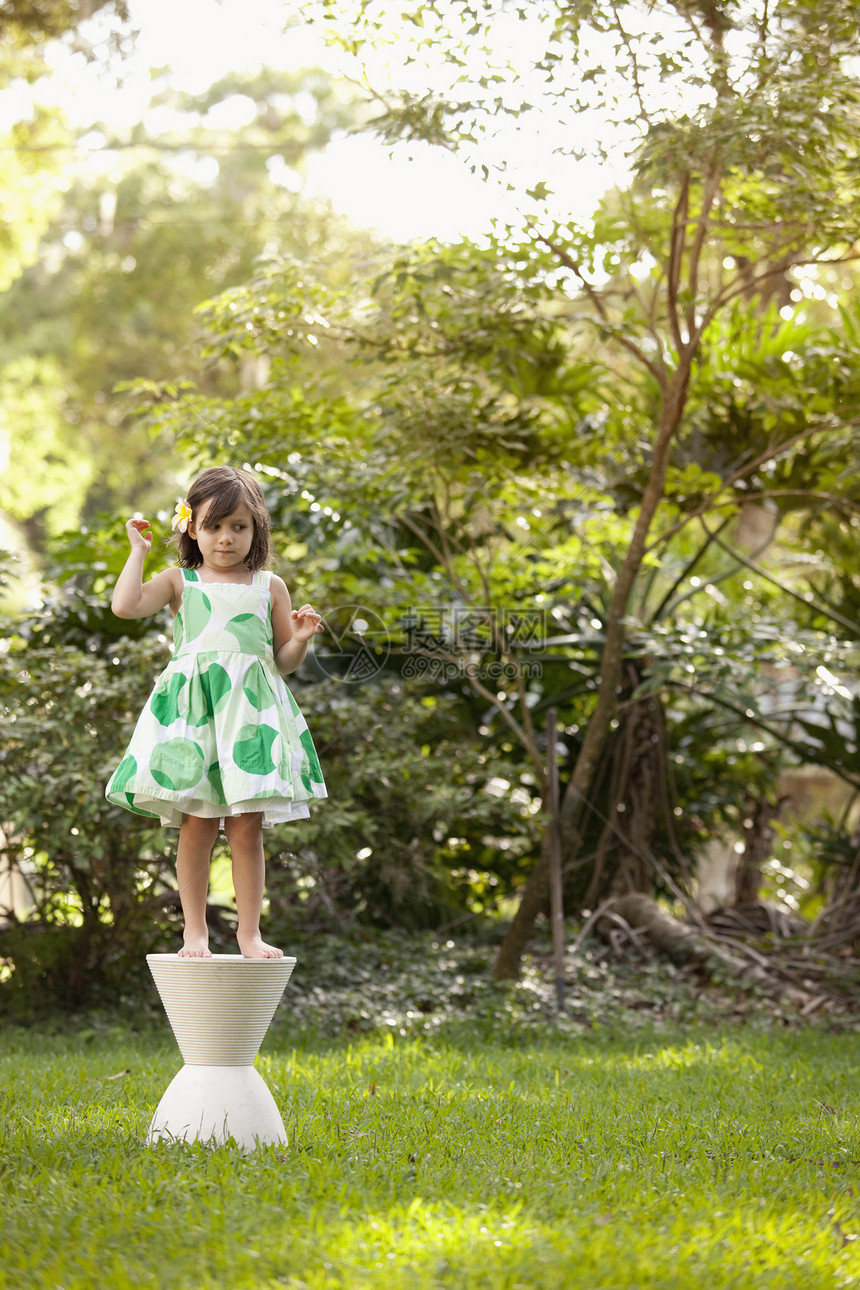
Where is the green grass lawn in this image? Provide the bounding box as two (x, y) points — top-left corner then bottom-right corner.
(2, 1014), (860, 1289)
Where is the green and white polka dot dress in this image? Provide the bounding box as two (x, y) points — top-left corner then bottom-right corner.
(106, 569), (327, 827)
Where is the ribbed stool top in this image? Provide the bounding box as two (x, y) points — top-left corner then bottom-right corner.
(146, 954), (296, 1066)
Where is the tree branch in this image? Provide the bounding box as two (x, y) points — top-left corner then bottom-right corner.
(705, 250), (860, 327)
(533, 231), (666, 386)
(665, 680), (860, 791)
(702, 519), (860, 636)
(686, 168), (721, 335)
(609, 0), (649, 124)
(647, 511), (736, 623)
(666, 174), (689, 353)
(645, 418), (860, 554)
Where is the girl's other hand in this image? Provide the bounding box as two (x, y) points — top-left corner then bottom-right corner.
(126, 517), (153, 554)
(291, 605), (324, 640)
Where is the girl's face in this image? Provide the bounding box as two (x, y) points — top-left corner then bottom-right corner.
(188, 497), (255, 573)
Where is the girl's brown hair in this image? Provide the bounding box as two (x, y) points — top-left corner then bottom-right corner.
(175, 466), (272, 570)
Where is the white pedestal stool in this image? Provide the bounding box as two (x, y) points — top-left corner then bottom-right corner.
(145, 953), (296, 1149)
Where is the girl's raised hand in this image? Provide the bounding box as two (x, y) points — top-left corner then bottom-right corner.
(126, 517), (153, 554)
(291, 605), (324, 640)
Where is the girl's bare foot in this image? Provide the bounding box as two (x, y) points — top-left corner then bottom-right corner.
(237, 932), (283, 959)
(178, 933), (212, 958)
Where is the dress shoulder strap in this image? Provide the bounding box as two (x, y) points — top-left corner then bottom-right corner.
(181, 568), (200, 583)
(254, 570), (273, 587)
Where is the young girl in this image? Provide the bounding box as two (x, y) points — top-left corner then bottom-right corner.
(105, 466), (327, 960)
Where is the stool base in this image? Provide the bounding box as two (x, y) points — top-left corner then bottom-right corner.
(146, 1063), (287, 1149)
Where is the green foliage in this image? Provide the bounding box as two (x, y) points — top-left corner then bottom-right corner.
(0, 625), (177, 1007)
(0, 1), (131, 291)
(0, 356), (95, 537)
(122, 207), (860, 929)
(304, 1), (860, 946)
(0, 60), (371, 545)
(7, 0), (860, 986)
(0, 87), (70, 296)
(0, 1), (128, 48)
(265, 679), (539, 929)
(316, 1), (860, 174)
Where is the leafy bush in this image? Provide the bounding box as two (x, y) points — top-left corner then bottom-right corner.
(263, 677), (540, 931)
(0, 625), (177, 1009)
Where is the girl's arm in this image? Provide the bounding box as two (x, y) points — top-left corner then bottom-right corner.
(270, 574), (323, 675)
(112, 518), (181, 619)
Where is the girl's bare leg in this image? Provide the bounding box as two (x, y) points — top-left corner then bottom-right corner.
(225, 813), (283, 959)
(176, 814), (219, 957)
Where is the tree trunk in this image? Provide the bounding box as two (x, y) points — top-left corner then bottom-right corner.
(493, 368), (691, 979)
(733, 796), (782, 907)
(579, 668), (665, 910)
